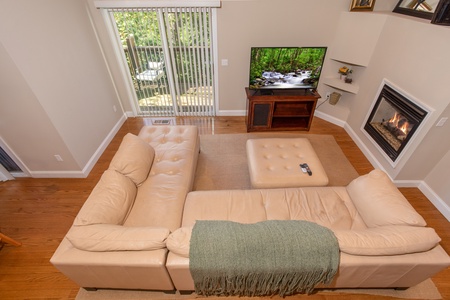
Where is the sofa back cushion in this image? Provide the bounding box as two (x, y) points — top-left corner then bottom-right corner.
(167, 225), (442, 258)
(334, 225), (441, 256)
(109, 133), (155, 186)
(74, 170), (137, 226)
(346, 169), (426, 227)
(181, 187), (367, 231)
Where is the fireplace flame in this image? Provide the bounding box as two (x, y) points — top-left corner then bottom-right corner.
(389, 113), (401, 127)
(389, 113), (409, 135)
(399, 122), (408, 134)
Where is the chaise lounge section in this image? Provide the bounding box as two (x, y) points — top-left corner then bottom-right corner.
(51, 125), (200, 290)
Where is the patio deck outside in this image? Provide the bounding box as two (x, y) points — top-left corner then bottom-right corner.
(114, 8), (215, 117)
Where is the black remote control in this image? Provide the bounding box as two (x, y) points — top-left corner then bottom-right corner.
(300, 163), (312, 176)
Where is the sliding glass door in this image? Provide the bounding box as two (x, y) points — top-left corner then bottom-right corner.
(108, 7), (216, 117)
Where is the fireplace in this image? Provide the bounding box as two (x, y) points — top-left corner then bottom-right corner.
(364, 83), (428, 163)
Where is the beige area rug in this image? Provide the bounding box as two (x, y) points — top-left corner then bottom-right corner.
(76, 133), (442, 300)
(76, 279), (441, 299)
(193, 132), (360, 191)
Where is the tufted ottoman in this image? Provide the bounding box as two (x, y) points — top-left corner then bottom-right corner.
(246, 138), (328, 188)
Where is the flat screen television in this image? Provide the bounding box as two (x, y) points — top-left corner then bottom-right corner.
(248, 47), (327, 91)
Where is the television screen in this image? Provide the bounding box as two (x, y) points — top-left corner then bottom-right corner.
(249, 47), (327, 90)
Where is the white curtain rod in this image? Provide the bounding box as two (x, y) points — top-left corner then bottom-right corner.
(94, 0), (221, 8)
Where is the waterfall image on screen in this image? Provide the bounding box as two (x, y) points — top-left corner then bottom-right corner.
(249, 47), (327, 90)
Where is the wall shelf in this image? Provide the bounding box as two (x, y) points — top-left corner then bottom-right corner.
(323, 77), (359, 94)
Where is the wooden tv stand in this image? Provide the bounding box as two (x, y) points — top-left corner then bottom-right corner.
(245, 87), (320, 132)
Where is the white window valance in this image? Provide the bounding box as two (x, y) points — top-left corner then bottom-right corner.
(94, 0), (221, 8)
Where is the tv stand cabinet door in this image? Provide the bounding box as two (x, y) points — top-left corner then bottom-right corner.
(247, 101), (273, 131)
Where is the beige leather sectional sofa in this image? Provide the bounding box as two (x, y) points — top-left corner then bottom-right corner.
(51, 125), (450, 292)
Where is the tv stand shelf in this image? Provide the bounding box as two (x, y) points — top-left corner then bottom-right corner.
(245, 88), (320, 132)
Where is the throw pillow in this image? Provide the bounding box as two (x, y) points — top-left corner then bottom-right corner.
(166, 226), (193, 258)
(109, 133), (155, 186)
(74, 169), (137, 226)
(346, 169), (426, 227)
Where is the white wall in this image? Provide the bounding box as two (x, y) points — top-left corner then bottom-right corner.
(0, 0), (124, 177)
(339, 13), (450, 179)
(419, 103), (450, 213)
(215, 0), (349, 115)
(425, 148), (450, 213)
(317, 11), (450, 218)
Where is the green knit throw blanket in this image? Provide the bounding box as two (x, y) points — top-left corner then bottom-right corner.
(189, 220), (339, 297)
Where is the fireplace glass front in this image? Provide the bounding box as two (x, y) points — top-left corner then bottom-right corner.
(364, 84), (427, 162)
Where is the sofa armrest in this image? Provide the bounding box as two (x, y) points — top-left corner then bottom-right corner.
(67, 224), (170, 252)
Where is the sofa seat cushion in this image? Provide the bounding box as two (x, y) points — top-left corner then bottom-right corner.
(346, 169), (426, 228)
(334, 225), (441, 256)
(182, 187), (367, 231)
(109, 133), (155, 186)
(67, 224), (170, 252)
(74, 170), (137, 226)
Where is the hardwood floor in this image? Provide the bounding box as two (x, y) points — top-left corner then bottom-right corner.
(0, 116), (448, 300)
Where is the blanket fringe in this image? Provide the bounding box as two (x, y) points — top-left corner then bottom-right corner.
(194, 269), (336, 297)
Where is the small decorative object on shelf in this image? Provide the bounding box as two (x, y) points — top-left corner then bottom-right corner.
(338, 66), (353, 83)
(345, 73), (353, 84)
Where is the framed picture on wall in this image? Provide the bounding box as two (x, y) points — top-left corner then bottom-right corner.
(393, 0), (440, 19)
(350, 0), (376, 11)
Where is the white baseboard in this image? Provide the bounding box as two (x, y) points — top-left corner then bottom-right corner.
(125, 110), (247, 117)
(393, 180), (422, 188)
(216, 110), (246, 116)
(28, 170), (87, 178)
(419, 182), (450, 222)
(314, 110), (346, 127)
(29, 114), (127, 178)
(342, 121), (386, 172)
(81, 114), (127, 176)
